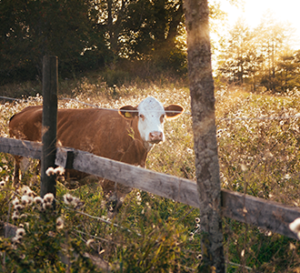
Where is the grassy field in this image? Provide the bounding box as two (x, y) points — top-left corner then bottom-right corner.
(1, 78), (300, 272)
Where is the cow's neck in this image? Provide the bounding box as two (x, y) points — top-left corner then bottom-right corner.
(143, 141), (153, 153)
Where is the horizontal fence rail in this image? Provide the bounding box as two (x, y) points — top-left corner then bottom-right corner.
(1, 137), (300, 240)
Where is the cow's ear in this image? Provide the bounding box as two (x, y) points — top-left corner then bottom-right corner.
(119, 105), (138, 119)
(164, 105), (184, 119)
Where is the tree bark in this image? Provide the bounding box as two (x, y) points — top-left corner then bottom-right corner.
(184, 0), (225, 272)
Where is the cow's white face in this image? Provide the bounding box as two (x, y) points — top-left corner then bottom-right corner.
(119, 96), (184, 145)
(137, 97), (166, 143)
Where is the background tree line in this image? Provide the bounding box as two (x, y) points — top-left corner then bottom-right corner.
(0, 0), (187, 84)
(2, 0), (299, 93)
(217, 16), (300, 92)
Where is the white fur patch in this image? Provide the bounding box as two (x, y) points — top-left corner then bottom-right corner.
(137, 97), (166, 143)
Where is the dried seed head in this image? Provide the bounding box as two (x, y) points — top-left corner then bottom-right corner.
(20, 186), (31, 196)
(16, 228), (26, 237)
(12, 235), (21, 244)
(289, 218), (300, 239)
(54, 166), (65, 175)
(33, 196), (43, 205)
(46, 167), (55, 176)
(12, 211), (20, 221)
(43, 193), (54, 204)
(63, 193), (74, 205)
(12, 197), (20, 207)
(43, 202), (52, 210)
(21, 195), (30, 207)
(56, 217), (64, 230)
(14, 204), (24, 211)
(86, 239), (95, 247)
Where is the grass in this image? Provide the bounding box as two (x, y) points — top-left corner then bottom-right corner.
(1, 77), (300, 272)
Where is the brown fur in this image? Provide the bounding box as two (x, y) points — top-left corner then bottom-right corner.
(9, 102), (183, 210)
(9, 106), (147, 195)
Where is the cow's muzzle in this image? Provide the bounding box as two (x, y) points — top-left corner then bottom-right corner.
(149, 131), (163, 143)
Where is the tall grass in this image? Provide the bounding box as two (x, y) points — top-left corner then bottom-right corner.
(1, 77), (300, 272)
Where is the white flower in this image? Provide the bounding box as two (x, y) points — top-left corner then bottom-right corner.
(0, 181), (5, 187)
(54, 166), (65, 175)
(289, 218), (300, 239)
(33, 196), (43, 205)
(56, 217), (64, 230)
(63, 193), (74, 205)
(14, 204), (24, 211)
(46, 167), (55, 176)
(43, 202), (52, 210)
(16, 228), (26, 237)
(12, 235), (21, 244)
(12, 197), (20, 207)
(20, 186), (31, 196)
(21, 195), (31, 207)
(12, 211), (20, 221)
(43, 193), (54, 204)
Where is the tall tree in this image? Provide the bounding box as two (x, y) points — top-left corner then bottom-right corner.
(217, 19), (262, 86)
(254, 15), (290, 91)
(0, 0), (92, 81)
(184, 0), (225, 272)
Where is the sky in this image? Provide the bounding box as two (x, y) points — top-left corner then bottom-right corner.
(220, 0), (300, 49)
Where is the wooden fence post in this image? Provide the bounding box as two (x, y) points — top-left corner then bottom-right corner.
(184, 0), (225, 272)
(40, 55), (58, 198)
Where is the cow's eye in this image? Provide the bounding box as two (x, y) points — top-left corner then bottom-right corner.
(160, 114), (165, 123)
(139, 114), (145, 120)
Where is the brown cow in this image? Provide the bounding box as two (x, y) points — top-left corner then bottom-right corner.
(9, 97), (183, 210)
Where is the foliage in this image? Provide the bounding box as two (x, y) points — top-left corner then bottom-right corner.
(217, 16), (300, 93)
(1, 80), (300, 271)
(0, 0), (239, 85)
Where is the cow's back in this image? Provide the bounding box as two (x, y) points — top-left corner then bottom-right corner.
(9, 106), (43, 141)
(9, 106), (148, 171)
(56, 108), (145, 164)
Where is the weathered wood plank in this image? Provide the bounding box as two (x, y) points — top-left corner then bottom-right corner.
(221, 189), (300, 240)
(55, 147), (200, 208)
(1, 138), (300, 240)
(41, 55), (58, 197)
(0, 137), (42, 159)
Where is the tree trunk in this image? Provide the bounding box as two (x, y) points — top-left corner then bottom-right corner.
(184, 0), (225, 272)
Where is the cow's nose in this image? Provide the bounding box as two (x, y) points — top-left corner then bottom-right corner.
(149, 131), (163, 143)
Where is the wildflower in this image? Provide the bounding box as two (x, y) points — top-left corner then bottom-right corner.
(33, 196), (43, 204)
(21, 195), (31, 207)
(0, 180), (5, 187)
(26, 190), (34, 198)
(56, 217), (64, 230)
(12, 236), (21, 244)
(12, 197), (20, 207)
(195, 217), (200, 224)
(43, 202), (52, 210)
(289, 218), (300, 239)
(20, 214), (28, 219)
(63, 193), (74, 205)
(54, 166), (65, 175)
(46, 167), (55, 176)
(136, 191), (142, 205)
(86, 239), (95, 247)
(16, 228), (26, 237)
(12, 211), (20, 221)
(43, 193), (54, 204)
(20, 186), (31, 196)
(14, 204), (24, 211)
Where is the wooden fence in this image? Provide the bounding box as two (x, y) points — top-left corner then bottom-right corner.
(1, 136), (300, 240)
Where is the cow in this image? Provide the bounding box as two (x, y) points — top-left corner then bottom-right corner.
(9, 96), (184, 211)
